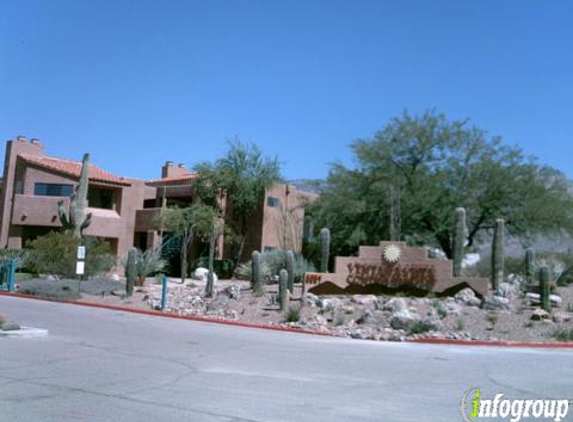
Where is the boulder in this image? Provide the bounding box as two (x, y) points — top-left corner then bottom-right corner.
(192, 267), (219, 284)
(384, 297), (408, 313)
(351, 295), (378, 307)
(318, 297), (344, 311)
(222, 283), (241, 300)
(553, 311), (571, 323)
(302, 292), (320, 307)
(496, 282), (521, 301)
(482, 296), (511, 312)
(390, 310), (420, 330)
(526, 293), (562, 306)
(1, 321), (20, 331)
(455, 288), (482, 307)
(531, 308), (550, 321)
(208, 292), (229, 312)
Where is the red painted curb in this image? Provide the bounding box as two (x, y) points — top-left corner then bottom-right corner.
(410, 338), (573, 349)
(4, 291), (572, 348)
(0, 291), (341, 338)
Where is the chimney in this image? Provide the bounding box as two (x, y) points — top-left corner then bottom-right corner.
(161, 161), (174, 178)
(30, 138), (41, 146)
(178, 163), (185, 168)
(16, 135), (27, 142)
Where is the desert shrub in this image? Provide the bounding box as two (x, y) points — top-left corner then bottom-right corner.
(408, 320), (433, 335)
(26, 231), (115, 278)
(121, 247), (168, 285)
(236, 249), (315, 283)
(18, 278), (82, 300)
(455, 318), (465, 331)
(284, 306), (301, 323)
(191, 258), (234, 279)
(553, 327), (573, 342)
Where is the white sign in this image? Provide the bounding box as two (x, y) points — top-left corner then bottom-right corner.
(77, 246), (86, 260)
(76, 261), (85, 275)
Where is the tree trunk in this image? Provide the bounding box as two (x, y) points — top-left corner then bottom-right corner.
(234, 218), (248, 270)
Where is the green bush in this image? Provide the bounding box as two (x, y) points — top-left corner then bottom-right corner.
(236, 249), (315, 283)
(26, 231), (115, 278)
(408, 320), (433, 335)
(284, 306), (301, 323)
(191, 258), (234, 279)
(121, 247), (168, 285)
(553, 327), (573, 342)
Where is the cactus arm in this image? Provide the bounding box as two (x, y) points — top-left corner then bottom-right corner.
(57, 200), (70, 228)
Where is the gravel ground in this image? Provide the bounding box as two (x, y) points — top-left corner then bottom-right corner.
(13, 275), (573, 343)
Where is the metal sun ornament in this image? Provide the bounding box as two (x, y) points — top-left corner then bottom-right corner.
(383, 245), (402, 263)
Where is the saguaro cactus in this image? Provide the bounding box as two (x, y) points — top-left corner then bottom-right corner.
(525, 248), (536, 287)
(251, 250), (262, 293)
(279, 269), (288, 310)
(387, 186), (401, 241)
(320, 228), (330, 273)
(125, 247), (137, 297)
(540, 266), (551, 312)
(57, 153), (93, 238)
(286, 250), (295, 292)
(491, 218), (505, 291)
(452, 207), (467, 277)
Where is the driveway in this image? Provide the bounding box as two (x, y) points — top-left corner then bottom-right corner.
(1, 295), (571, 422)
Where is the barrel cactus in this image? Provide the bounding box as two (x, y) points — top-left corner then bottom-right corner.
(491, 219), (505, 291)
(320, 228), (331, 273)
(452, 207), (466, 277)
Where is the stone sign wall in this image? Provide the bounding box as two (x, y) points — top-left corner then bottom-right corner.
(305, 241), (488, 297)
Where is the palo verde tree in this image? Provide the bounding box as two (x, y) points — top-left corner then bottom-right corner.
(193, 139), (282, 267)
(311, 110), (573, 258)
(155, 205), (200, 283)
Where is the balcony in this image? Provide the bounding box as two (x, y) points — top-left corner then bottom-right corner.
(135, 208), (161, 231)
(11, 194), (123, 238)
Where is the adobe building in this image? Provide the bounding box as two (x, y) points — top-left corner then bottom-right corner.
(0, 136), (315, 262)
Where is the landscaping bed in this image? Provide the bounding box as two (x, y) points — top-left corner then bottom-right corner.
(12, 275), (573, 343)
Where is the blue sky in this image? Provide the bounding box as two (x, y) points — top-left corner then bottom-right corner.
(0, 0), (571, 180)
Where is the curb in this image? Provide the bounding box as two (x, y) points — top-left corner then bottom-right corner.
(0, 291), (341, 338)
(3, 291), (572, 349)
(410, 338), (573, 349)
(0, 327), (49, 338)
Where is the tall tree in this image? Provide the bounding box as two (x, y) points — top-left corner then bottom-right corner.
(311, 110), (573, 258)
(193, 140), (282, 266)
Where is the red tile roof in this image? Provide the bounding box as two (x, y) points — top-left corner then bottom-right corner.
(146, 174), (198, 186)
(18, 154), (131, 186)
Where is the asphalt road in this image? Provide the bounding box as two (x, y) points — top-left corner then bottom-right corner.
(1, 295), (572, 422)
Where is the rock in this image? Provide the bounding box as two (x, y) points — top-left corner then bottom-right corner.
(222, 283), (241, 300)
(526, 293), (562, 306)
(507, 273), (525, 286)
(351, 295), (378, 307)
(310, 314), (328, 327)
(422, 316), (443, 331)
(482, 296), (511, 312)
(455, 288), (482, 307)
(390, 310), (420, 330)
(496, 282), (521, 300)
(553, 311), (571, 323)
(318, 297), (344, 311)
(110, 274), (120, 282)
(356, 310), (373, 325)
(1, 321), (20, 331)
(343, 306), (355, 314)
(531, 308), (550, 321)
(208, 293), (229, 312)
(384, 297), (408, 313)
(302, 292), (320, 307)
(192, 267), (219, 283)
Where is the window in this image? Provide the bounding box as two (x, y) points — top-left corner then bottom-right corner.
(264, 246), (277, 252)
(267, 197), (280, 207)
(88, 186), (115, 210)
(34, 183), (73, 197)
